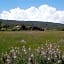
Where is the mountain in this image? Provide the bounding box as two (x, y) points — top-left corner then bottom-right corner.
(0, 19), (64, 30)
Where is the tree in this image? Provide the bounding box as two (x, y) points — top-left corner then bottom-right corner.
(21, 24), (26, 30)
(0, 22), (2, 30)
(1, 24), (9, 30)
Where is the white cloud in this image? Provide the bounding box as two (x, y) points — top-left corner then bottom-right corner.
(0, 4), (64, 23)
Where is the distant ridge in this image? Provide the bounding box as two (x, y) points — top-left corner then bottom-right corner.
(0, 19), (64, 29)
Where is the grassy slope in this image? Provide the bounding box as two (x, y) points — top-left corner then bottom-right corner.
(0, 31), (64, 55)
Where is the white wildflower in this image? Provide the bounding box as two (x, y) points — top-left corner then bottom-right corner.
(21, 39), (26, 43)
(13, 55), (17, 59)
(31, 54), (34, 57)
(28, 47), (31, 51)
(48, 57), (50, 60)
(58, 60), (61, 63)
(24, 49), (26, 52)
(6, 58), (11, 64)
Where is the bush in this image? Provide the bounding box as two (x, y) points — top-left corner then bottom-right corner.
(1, 28), (6, 31)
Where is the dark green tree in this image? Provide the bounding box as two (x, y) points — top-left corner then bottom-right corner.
(0, 22), (2, 30)
(21, 24), (26, 30)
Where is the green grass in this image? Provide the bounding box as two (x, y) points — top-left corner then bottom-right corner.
(0, 31), (64, 56)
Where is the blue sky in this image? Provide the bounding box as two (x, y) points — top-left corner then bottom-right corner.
(0, 0), (64, 11)
(0, 0), (64, 23)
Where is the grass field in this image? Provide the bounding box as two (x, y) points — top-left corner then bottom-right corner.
(0, 31), (64, 56)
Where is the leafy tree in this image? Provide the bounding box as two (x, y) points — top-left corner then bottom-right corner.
(0, 22), (2, 30)
(21, 24), (26, 30)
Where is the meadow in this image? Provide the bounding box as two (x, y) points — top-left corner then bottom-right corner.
(0, 31), (64, 54)
(0, 31), (64, 64)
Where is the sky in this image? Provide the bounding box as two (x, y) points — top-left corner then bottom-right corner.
(0, 0), (64, 23)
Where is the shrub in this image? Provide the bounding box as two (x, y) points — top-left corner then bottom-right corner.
(1, 28), (6, 31)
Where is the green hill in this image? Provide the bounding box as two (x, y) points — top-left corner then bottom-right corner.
(0, 19), (64, 30)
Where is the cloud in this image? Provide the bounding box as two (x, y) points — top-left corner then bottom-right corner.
(0, 4), (64, 23)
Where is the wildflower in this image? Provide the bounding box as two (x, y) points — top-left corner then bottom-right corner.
(41, 51), (46, 55)
(62, 54), (64, 59)
(57, 60), (61, 63)
(6, 55), (11, 64)
(13, 55), (17, 59)
(6, 58), (11, 64)
(28, 57), (33, 64)
(41, 47), (44, 50)
(22, 45), (25, 48)
(57, 48), (59, 51)
(21, 39), (26, 43)
(55, 54), (57, 58)
(31, 54), (34, 57)
(1, 43), (64, 64)
(28, 47), (31, 51)
(10, 48), (14, 53)
(28, 57), (32, 64)
(48, 57), (50, 60)
(23, 49), (26, 52)
(49, 43), (52, 48)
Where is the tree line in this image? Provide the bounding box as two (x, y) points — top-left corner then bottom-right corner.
(0, 22), (45, 31)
